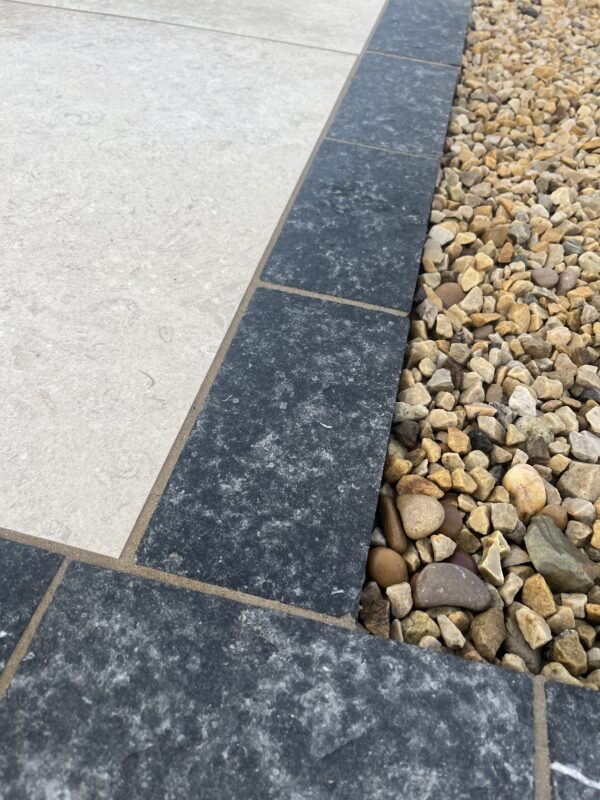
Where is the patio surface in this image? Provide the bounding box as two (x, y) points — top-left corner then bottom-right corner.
(1, 1), (594, 797)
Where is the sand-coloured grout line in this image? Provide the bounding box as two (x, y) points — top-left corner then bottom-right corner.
(119, 0), (395, 564)
(324, 136), (441, 160)
(257, 280), (409, 318)
(533, 677), (552, 800)
(0, 558), (69, 700)
(0, 526), (357, 633)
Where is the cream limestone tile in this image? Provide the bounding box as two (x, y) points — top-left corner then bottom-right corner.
(0, 3), (354, 555)
(14, 0), (386, 53)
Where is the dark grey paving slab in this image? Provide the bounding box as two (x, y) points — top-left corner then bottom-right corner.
(0, 562), (535, 799)
(137, 288), (408, 616)
(0, 539), (62, 672)
(329, 53), (458, 156)
(369, 0), (471, 66)
(545, 682), (600, 799)
(262, 139), (438, 310)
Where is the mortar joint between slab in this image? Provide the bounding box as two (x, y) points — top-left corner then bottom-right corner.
(0, 526), (358, 633)
(0, 558), (70, 699)
(366, 48), (462, 70)
(533, 676), (552, 800)
(257, 280), (410, 318)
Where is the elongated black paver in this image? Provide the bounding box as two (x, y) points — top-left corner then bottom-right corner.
(137, 288), (408, 616)
(0, 562), (535, 799)
(0, 539), (62, 672)
(262, 139), (438, 310)
(329, 53), (458, 157)
(545, 682), (600, 799)
(369, 0), (471, 66)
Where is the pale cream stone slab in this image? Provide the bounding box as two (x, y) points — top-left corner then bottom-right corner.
(0, 3), (354, 555)
(15, 0), (386, 53)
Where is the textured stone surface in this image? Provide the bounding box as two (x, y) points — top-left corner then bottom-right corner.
(524, 516), (598, 593)
(369, 0), (471, 65)
(546, 682), (600, 799)
(0, 563), (535, 799)
(412, 563), (491, 611)
(138, 290), (408, 615)
(262, 140), (438, 310)
(0, 2), (355, 557)
(329, 53), (459, 156)
(0, 540), (62, 672)
(25, 0), (386, 52)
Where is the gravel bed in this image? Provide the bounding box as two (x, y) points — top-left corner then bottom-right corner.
(359, 0), (600, 689)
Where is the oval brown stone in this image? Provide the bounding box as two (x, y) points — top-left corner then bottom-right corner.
(378, 495), (408, 554)
(411, 563), (491, 612)
(445, 548), (478, 575)
(435, 282), (465, 309)
(439, 502), (463, 539)
(367, 547), (408, 589)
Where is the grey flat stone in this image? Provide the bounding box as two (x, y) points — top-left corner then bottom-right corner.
(0, 563), (535, 798)
(262, 139), (438, 310)
(546, 682), (600, 799)
(0, 539), (62, 671)
(329, 53), (459, 156)
(137, 288), (408, 616)
(369, 0), (472, 66)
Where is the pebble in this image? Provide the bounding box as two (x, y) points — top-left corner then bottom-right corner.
(401, 611), (440, 645)
(516, 607), (552, 650)
(502, 465), (547, 521)
(446, 548), (477, 575)
(358, 582), (390, 638)
(431, 533), (456, 561)
(470, 607), (506, 662)
(558, 462), (600, 502)
(437, 614), (466, 650)
(379, 495), (408, 554)
(412, 563), (491, 612)
(396, 494), (445, 540)
(551, 630), (588, 676)
(385, 582), (413, 620)
(367, 547), (408, 589)
(524, 516), (598, 592)
(522, 574), (557, 619)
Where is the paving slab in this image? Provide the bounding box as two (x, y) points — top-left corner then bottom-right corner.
(0, 539), (62, 672)
(369, 0), (471, 65)
(0, 2), (354, 557)
(262, 139), (439, 309)
(19, 0), (386, 53)
(137, 288), (408, 616)
(545, 682), (600, 799)
(0, 561), (534, 799)
(329, 53), (459, 156)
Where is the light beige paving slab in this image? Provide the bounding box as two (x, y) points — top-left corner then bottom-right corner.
(9, 0), (385, 53)
(0, 2), (355, 556)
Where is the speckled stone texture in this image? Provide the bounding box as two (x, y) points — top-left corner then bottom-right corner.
(0, 563), (534, 799)
(329, 53), (459, 156)
(369, 0), (471, 66)
(0, 1), (354, 557)
(262, 139), (439, 310)
(20, 0), (387, 53)
(0, 540), (62, 672)
(545, 682), (600, 799)
(138, 288), (408, 615)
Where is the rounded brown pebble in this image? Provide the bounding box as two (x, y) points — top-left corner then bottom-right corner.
(435, 282), (465, 308)
(378, 495), (408, 554)
(502, 464), (546, 521)
(531, 267), (559, 289)
(439, 501), (463, 539)
(367, 547), (408, 589)
(396, 494), (445, 540)
(411, 563), (491, 612)
(445, 548), (478, 575)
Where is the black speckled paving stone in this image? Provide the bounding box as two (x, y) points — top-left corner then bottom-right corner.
(262, 139), (439, 310)
(545, 682), (600, 799)
(0, 539), (62, 672)
(0, 562), (535, 799)
(329, 53), (458, 157)
(369, 0), (471, 66)
(137, 288), (408, 616)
